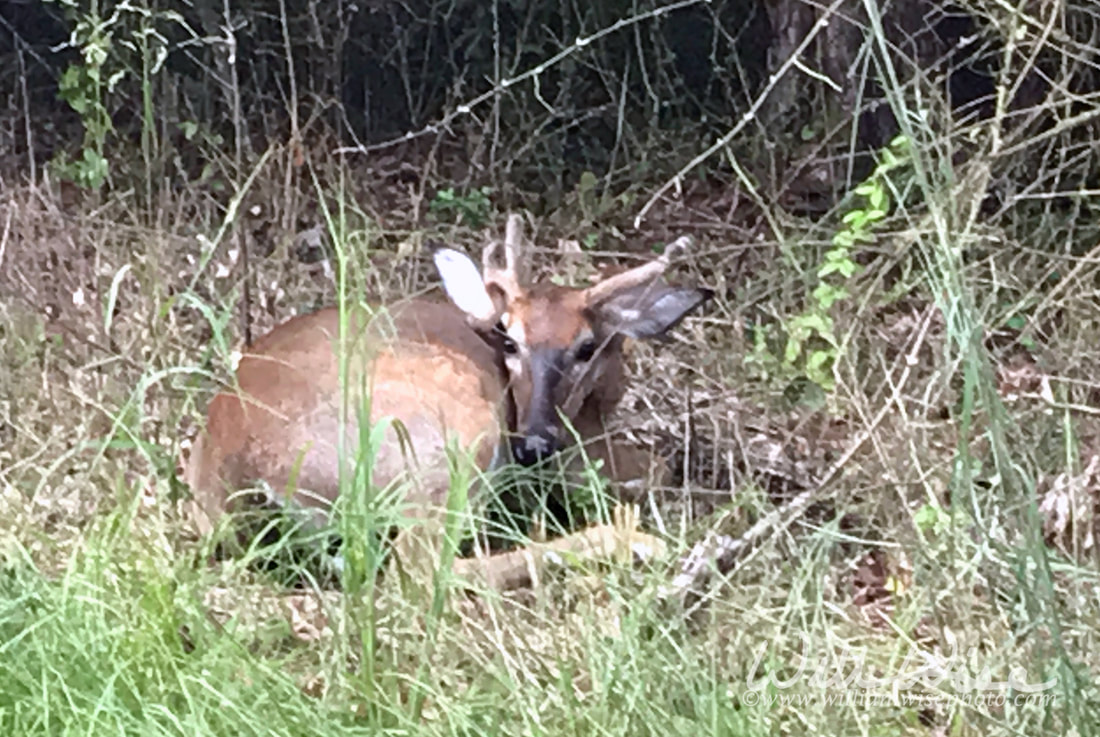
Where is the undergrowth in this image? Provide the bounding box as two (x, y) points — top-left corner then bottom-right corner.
(1, 152), (1092, 733)
(2, 2), (1098, 732)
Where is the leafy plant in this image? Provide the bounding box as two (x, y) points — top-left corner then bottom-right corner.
(429, 186), (493, 227)
(53, 8), (118, 189)
(46, 2), (192, 204)
(783, 135), (912, 392)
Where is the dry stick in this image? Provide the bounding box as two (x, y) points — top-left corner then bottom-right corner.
(0, 203), (11, 270)
(218, 0), (253, 346)
(994, 105), (1100, 160)
(276, 0), (303, 266)
(453, 523), (663, 591)
(661, 306), (937, 611)
(17, 39), (34, 184)
(453, 505), (666, 591)
(633, 0), (850, 228)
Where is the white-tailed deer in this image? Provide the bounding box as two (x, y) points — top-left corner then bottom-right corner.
(435, 220), (711, 473)
(184, 215), (710, 544)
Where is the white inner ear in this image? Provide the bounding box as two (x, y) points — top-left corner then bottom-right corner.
(433, 248), (497, 322)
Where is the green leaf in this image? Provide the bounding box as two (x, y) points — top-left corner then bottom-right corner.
(913, 503), (944, 533)
(806, 349), (834, 373)
(869, 186), (886, 211)
(827, 283), (849, 305)
(817, 285), (849, 309)
(793, 312), (832, 335)
(832, 231), (856, 247)
(107, 68), (127, 91)
(577, 170), (598, 195)
(78, 148), (109, 189)
(837, 260), (859, 278)
(784, 337), (803, 363)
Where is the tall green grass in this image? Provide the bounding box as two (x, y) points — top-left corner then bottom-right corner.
(0, 489), (763, 736)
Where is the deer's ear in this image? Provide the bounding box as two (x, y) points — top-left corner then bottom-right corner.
(433, 248), (498, 323)
(593, 282), (712, 340)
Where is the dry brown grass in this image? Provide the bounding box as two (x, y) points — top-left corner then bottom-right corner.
(1, 147), (1097, 734)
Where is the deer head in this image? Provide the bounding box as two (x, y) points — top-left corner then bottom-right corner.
(433, 215), (711, 466)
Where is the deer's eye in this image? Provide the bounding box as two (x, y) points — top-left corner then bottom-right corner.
(574, 339), (598, 362)
(494, 321), (519, 355)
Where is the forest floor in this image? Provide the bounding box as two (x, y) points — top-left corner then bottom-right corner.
(0, 153), (1096, 736)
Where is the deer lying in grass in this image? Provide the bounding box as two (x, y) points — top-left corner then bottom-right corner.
(184, 215), (710, 583)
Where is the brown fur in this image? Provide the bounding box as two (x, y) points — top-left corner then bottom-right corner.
(513, 284), (592, 347)
(187, 234), (707, 545)
(184, 299), (508, 535)
(495, 282), (667, 486)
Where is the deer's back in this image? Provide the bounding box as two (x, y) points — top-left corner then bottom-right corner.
(185, 299), (507, 534)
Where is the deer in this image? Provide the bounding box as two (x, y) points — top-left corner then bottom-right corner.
(183, 215), (711, 578)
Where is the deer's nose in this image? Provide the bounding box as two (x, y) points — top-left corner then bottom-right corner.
(510, 432), (558, 466)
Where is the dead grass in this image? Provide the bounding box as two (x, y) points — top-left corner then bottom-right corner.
(1, 150), (1097, 735)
